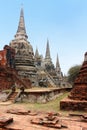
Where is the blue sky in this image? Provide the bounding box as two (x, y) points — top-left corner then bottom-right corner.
(0, 0), (87, 75)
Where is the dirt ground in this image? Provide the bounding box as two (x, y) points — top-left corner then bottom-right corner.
(0, 101), (87, 130)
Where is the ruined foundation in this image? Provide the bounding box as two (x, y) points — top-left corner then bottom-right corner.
(60, 98), (87, 111)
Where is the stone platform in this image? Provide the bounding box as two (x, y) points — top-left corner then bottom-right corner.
(60, 97), (87, 111)
(17, 87), (69, 103)
(0, 87), (71, 103)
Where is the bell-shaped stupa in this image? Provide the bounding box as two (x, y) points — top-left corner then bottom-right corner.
(10, 8), (37, 83)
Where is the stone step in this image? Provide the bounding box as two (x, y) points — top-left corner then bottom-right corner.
(8, 93), (17, 101)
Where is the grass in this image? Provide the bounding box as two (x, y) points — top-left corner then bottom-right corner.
(4, 88), (87, 115)
(17, 92), (69, 113)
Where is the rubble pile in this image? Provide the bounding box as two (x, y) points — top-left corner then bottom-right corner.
(6, 109), (37, 116)
(31, 112), (67, 129)
(0, 107), (86, 130)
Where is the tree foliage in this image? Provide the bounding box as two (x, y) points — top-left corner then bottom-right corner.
(67, 65), (81, 85)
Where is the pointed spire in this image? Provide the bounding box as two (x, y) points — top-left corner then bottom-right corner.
(44, 39), (52, 65)
(35, 47), (39, 58)
(45, 39), (51, 59)
(56, 54), (60, 72)
(15, 7), (28, 40)
(56, 54), (62, 78)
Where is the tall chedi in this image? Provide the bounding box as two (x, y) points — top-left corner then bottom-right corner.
(44, 39), (56, 80)
(9, 8), (37, 84)
(56, 54), (62, 80)
(44, 39), (52, 65)
(54, 54), (64, 86)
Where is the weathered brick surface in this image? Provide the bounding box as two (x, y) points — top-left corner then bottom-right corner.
(69, 61), (87, 100)
(0, 45), (31, 91)
(0, 66), (31, 90)
(0, 67), (14, 90)
(60, 52), (87, 111)
(0, 116), (13, 127)
(60, 98), (87, 111)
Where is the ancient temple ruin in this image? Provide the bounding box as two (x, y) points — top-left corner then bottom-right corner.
(60, 52), (87, 111)
(9, 8), (68, 87)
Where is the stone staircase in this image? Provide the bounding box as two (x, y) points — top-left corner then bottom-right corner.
(45, 71), (56, 87)
(8, 92), (18, 101)
(36, 66), (57, 87)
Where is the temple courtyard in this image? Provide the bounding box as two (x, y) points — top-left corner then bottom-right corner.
(0, 92), (87, 130)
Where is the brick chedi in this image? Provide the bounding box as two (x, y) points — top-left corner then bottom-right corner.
(9, 8), (37, 84)
(60, 52), (87, 111)
(69, 52), (87, 100)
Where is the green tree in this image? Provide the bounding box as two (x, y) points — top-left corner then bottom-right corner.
(67, 65), (81, 86)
